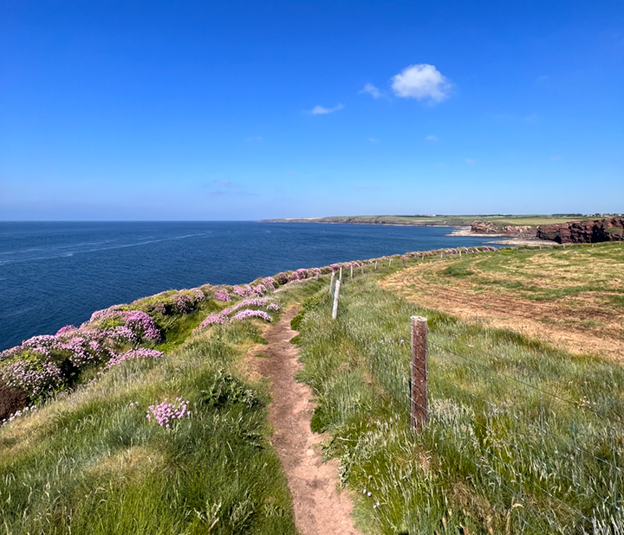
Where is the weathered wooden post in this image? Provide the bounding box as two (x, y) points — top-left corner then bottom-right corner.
(339, 266), (343, 281)
(410, 316), (428, 432)
(329, 271), (335, 295)
(374, 261), (378, 270)
(440, 251), (443, 259)
(331, 280), (341, 319)
(389, 258), (393, 267)
(350, 265), (353, 279)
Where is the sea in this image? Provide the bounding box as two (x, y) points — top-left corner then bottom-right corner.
(0, 221), (498, 351)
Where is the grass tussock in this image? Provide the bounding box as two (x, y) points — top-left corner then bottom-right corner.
(286, 260), (624, 534)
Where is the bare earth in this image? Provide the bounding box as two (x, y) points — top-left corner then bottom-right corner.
(253, 308), (362, 535)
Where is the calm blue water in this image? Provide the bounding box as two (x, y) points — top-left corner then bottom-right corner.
(0, 221), (497, 351)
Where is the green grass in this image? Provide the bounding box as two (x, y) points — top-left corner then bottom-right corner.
(284, 265), (624, 534)
(0, 319), (297, 535)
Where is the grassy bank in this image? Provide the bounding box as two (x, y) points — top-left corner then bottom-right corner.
(0, 297), (298, 534)
(285, 249), (624, 534)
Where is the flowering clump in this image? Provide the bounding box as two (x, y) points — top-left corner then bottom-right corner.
(56, 325), (77, 336)
(105, 348), (164, 369)
(196, 313), (229, 330)
(231, 310), (272, 323)
(261, 277), (277, 290)
(90, 308), (161, 343)
(230, 297), (276, 312)
(174, 293), (194, 314)
(252, 284), (267, 295)
(0, 361), (64, 398)
(146, 397), (190, 428)
(232, 285), (252, 298)
(214, 289), (231, 302)
(275, 272), (288, 284)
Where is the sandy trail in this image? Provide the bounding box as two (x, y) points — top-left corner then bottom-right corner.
(254, 307), (362, 535)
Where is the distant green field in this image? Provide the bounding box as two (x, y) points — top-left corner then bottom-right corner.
(262, 214), (602, 228)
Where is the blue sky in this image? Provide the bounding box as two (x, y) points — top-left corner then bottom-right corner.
(1, 0), (622, 220)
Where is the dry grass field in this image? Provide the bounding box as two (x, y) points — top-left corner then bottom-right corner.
(381, 243), (624, 362)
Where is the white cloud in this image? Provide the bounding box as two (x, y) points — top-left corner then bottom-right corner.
(359, 83), (382, 98)
(425, 135), (438, 141)
(391, 64), (452, 104)
(465, 159), (475, 164)
(308, 103), (344, 115)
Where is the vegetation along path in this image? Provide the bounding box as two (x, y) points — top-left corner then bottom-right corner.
(255, 307), (362, 535)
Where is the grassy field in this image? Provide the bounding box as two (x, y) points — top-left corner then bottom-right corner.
(2, 245), (623, 534)
(282, 246), (624, 534)
(261, 214), (600, 228)
(0, 298), (299, 534)
(381, 243), (624, 362)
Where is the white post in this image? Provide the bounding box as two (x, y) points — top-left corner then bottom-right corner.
(389, 258), (392, 266)
(331, 280), (341, 319)
(329, 271), (335, 295)
(440, 251), (443, 259)
(339, 266), (343, 281)
(375, 261), (377, 270)
(350, 265), (353, 279)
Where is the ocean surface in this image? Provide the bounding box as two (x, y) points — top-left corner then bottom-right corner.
(0, 221), (498, 351)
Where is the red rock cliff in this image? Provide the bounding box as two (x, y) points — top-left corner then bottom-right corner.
(537, 218), (624, 244)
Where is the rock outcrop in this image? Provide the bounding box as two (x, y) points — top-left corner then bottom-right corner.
(471, 221), (537, 237)
(537, 218), (624, 244)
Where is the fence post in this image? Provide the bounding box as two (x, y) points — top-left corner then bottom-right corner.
(339, 266), (343, 281)
(350, 265), (353, 279)
(389, 258), (392, 266)
(331, 280), (341, 319)
(375, 261), (378, 270)
(329, 271), (335, 295)
(410, 316), (428, 432)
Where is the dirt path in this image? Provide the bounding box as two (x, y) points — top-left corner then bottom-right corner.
(254, 307), (363, 535)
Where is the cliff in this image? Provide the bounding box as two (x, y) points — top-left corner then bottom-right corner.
(537, 218), (624, 244)
(470, 221), (537, 237)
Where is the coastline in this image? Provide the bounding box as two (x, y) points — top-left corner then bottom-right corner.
(446, 226), (557, 247)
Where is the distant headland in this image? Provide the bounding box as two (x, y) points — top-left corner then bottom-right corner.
(260, 214), (624, 244)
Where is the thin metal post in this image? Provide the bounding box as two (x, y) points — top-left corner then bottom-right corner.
(331, 280), (341, 319)
(410, 316), (428, 431)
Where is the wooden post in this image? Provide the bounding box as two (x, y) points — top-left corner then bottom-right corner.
(459, 249), (462, 257)
(350, 265), (353, 279)
(374, 261), (377, 270)
(339, 266), (343, 281)
(331, 280), (341, 319)
(329, 271), (335, 295)
(440, 251), (443, 259)
(389, 258), (392, 266)
(410, 316), (428, 432)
